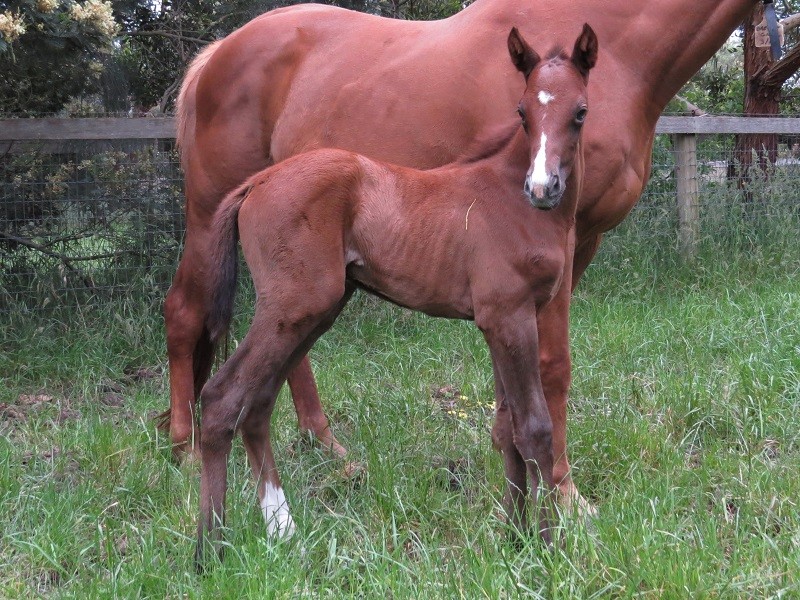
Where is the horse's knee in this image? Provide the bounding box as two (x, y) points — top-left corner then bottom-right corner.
(199, 382), (237, 446)
(513, 418), (554, 466)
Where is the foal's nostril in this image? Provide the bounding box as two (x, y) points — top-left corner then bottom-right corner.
(549, 173), (561, 194)
(524, 179), (532, 196)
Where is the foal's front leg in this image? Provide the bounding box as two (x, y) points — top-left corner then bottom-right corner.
(479, 306), (556, 544)
(490, 357), (528, 532)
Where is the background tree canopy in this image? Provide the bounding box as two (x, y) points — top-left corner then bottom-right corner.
(0, 0), (465, 117)
(0, 0), (118, 115)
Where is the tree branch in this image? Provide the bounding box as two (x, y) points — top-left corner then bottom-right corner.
(125, 30), (211, 45)
(761, 42), (800, 88)
(673, 95), (708, 116)
(781, 13), (800, 33)
(1, 232), (95, 289)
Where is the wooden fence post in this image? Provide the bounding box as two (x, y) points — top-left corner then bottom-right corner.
(674, 133), (699, 258)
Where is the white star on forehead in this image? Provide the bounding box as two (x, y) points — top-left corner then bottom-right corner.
(538, 91), (554, 105)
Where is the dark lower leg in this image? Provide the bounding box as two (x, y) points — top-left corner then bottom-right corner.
(196, 433), (231, 569)
(492, 398), (528, 531)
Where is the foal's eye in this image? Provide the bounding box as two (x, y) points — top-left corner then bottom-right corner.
(575, 107), (588, 124)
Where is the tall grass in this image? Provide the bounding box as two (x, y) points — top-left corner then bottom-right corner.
(1, 192), (799, 598)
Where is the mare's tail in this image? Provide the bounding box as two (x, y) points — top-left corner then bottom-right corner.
(206, 182), (253, 343)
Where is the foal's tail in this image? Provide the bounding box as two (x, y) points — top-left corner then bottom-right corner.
(206, 182), (253, 343)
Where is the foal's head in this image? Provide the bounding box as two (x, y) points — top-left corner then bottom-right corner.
(508, 24), (598, 210)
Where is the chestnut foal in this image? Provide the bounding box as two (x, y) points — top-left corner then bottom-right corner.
(195, 25), (597, 565)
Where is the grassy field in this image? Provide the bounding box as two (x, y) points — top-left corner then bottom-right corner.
(1, 206), (799, 598)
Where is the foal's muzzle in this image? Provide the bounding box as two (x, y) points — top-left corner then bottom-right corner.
(524, 171), (563, 210)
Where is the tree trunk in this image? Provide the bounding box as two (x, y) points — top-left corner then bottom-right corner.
(734, 4), (779, 199)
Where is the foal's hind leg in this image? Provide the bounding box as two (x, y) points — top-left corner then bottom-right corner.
(240, 290), (354, 539)
(195, 312), (307, 564)
(163, 237), (346, 462)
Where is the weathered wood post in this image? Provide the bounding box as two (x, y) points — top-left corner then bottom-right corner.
(674, 132), (700, 258)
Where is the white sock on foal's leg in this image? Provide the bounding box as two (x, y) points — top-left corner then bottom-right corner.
(261, 481), (296, 538)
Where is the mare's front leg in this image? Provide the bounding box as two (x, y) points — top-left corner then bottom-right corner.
(478, 305), (555, 545)
(536, 232), (596, 516)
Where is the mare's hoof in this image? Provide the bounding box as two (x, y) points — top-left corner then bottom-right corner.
(293, 427), (349, 459)
(556, 484), (598, 521)
(170, 440), (201, 466)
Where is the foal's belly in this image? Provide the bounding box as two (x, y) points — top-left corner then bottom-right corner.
(346, 260), (474, 320)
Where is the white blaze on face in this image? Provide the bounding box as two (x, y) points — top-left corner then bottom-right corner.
(527, 132), (549, 198)
(538, 90), (554, 105)
(261, 481), (296, 538)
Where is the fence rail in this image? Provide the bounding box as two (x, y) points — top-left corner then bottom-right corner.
(2, 116), (799, 311)
(3, 116), (800, 140)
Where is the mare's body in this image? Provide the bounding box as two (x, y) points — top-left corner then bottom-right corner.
(166, 0), (761, 510)
(195, 28), (597, 565)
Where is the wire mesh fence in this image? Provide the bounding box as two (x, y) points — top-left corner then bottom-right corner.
(1, 138), (184, 312)
(634, 132), (800, 251)
(1, 125), (799, 313)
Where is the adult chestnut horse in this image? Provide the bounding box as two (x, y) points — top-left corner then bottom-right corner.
(164, 0), (762, 510)
(195, 26), (596, 564)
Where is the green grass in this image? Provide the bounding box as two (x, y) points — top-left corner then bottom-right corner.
(2, 208), (800, 598)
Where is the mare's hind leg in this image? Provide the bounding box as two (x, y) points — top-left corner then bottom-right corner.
(288, 360), (347, 458)
(163, 241), (216, 460)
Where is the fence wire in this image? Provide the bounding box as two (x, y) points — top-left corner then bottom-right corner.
(1, 139), (183, 312)
(634, 133), (800, 249)
(1, 133), (799, 313)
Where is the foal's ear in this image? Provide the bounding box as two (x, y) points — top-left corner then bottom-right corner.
(508, 27), (540, 79)
(571, 23), (599, 78)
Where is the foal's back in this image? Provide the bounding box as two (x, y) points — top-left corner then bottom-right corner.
(238, 146), (572, 321)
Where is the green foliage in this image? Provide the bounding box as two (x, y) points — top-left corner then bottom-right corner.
(672, 40), (746, 114)
(113, 0), (277, 112)
(0, 1), (118, 116)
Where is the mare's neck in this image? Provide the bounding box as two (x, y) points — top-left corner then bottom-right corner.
(603, 0), (756, 113)
(463, 0), (756, 117)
